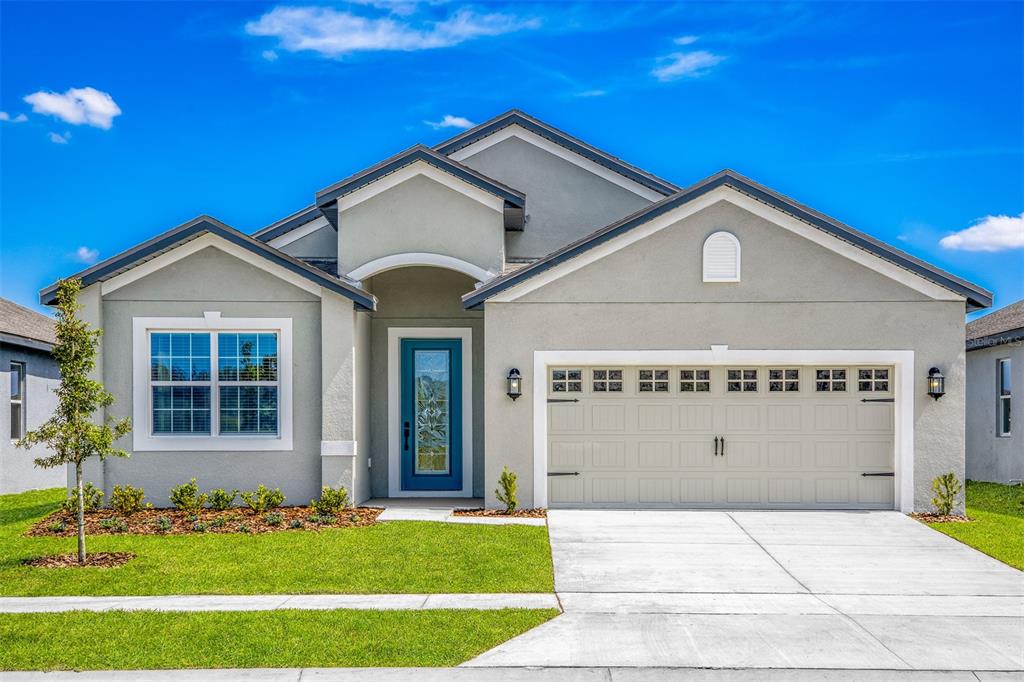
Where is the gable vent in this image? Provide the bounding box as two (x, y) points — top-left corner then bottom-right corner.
(703, 231), (741, 282)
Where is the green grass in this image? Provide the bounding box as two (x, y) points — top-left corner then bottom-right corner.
(0, 489), (553, 596)
(0, 608), (558, 670)
(925, 480), (1024, 570)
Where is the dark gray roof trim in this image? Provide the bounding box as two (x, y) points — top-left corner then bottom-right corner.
(464, 170), (993, 310)
(435, 109), (680, 197)
(0, 333), (54, 353)
(40, 216), (376, 311)
(253, 205), (324, 243)
(967, 327), (1024, 351)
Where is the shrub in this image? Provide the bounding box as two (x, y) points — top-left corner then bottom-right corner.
(237, 522), (251, 533)
(308, 514), (335, 525)
(153, 516), (173, 532)
(931, 473), (963, 516)
(263, 511), (284, 526)
(61, 482), (104, 514)
(207, 488), (238, 511)
(110, 485), (145, 515)
(240, 485), (285, 513)
(47, 519), (67, 533)
(289, 519), (304, 529)
(495, 466), (518, 514)
(169, 478), (208, 513)
(192, 521), (208, 533)
(99, 517), (128, 533)
(209, 517), (226, 529)
(349, 513), (360, 523)
(311, 486), (349, 516)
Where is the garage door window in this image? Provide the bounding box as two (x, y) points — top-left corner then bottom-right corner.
(680, 369), (711, 392)
(858, 368), (890, 392)
(727, 369), (758, 392)
(816, 368), (847, 392)
(768, 368), (800, 392)
(639, 369), (670, 392)
(592, 369), (623, 392)
(551, 369), (582, 393)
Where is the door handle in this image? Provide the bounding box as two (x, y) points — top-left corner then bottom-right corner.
(714, 436), (720, 456)
(721, 436), (726, 457)
(403, 421), (410, 451)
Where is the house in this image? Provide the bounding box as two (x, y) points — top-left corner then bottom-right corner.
(1, 298), (61, 494)
(40, 110), (992, 511)
(966, 300), (1022, 484)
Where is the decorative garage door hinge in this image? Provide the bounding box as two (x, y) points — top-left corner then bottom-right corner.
(860, 398), (895, 403)
(547, 398), (580, 403)
(547, 471), (580, 476)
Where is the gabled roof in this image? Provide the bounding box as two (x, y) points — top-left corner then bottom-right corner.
(0, 298), (56, 351)
(39, 216), (376, 311)
(967, 299), (1024, 350)
(464, 169), (993, 311)
(435, 109), (680, 197)
(253, 204), (323, 243)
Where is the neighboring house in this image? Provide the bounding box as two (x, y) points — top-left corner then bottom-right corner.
(1, 298), (61, 494)
(40, 109), (991, 511)
(966, 300), (1022, 484)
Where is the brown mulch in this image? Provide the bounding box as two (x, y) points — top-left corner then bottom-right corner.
(22, 552), (136, 568)
(452, 508), (547, 518)
(910, 512), (972, 523)
(26, 506), (383, 537)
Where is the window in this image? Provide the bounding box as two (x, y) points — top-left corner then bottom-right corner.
(592, 369), (623, 392)
(151, 333), (211, 434)
(816, 368), (847, 392)
(9, 362), (25, 440)
(551, 369), (582, 393)
(768, 368), (800, 392)
(703, 231), (741, 282)
(998, 358), (1011, 437)
(858, 368), (890, 392)
(218, 333), (279, 434)
(639, 369), (669, 392)
(727, 368), (758, 392)
(680, 369), (711, 392)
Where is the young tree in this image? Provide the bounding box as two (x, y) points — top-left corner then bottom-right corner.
(17, 278), (131, 564)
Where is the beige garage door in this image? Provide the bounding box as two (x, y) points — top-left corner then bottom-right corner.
(547, 365), (895, 509)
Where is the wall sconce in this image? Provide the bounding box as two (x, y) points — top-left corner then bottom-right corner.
(927, 367), (945, 401)
(506, 368), (522, 401)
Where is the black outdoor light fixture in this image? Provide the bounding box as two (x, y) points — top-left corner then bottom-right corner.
(506, 368), (522, 401)
(927, 367), (946, 400)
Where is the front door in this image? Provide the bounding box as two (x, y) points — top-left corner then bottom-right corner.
(400, 338), (463, 491)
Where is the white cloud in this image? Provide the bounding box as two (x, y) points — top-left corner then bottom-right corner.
(424, 114), (475, 130)
(48, 131), (70, 145)
(23, 87), (122, 129)
(245, 5), (539, 57)
(939, 212), (1024, 252)
(674, 35), (699, 45)
(0, 112), (28, 123)
(73, 246), (100, 264)
(262, 49), (280, 61)
(652, 50), (725, 81)
(574, 89), (607, 98)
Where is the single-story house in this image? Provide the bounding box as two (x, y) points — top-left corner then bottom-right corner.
(41, 109), (991, 512)
(1, 298), (62, 494)
(965, 299), (1021, 484)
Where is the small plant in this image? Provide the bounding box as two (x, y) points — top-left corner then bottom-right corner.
(311, 486), (350, 516)
(237, 522), (251, 533)
(349, 513), (360, 523)
(110, 485), (145, 515)
(308, 514), (335, 525)
(209, 517), (226, 529)
(289, 519), (304, 529)
(207, 488), (238, 511)
(495, 466), (518, 514)
(61, 482), (104, 514)
(99, 517), (128, 533)
(931, 473), (963, 516)
(263, 511), (284, 526)
(240, 485), (285, 513)
(153, 516), (173, 532)
(169, 478), (208, 513)
(47, 519), (67, 533)
(192, 521), (208, 533)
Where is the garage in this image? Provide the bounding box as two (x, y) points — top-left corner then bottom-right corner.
(547, 364), (895, 509)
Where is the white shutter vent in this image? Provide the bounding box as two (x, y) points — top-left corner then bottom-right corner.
(702, 231), (741, 282)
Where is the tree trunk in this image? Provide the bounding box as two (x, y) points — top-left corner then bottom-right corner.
(75, 463), (86, 564)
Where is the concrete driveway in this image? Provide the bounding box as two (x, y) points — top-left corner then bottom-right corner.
(467, 510), (1023, 671)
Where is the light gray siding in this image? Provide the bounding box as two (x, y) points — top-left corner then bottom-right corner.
(277, 222), (338, 259)
(1, 344), (63, 494)
(966, 344), (1022, 483)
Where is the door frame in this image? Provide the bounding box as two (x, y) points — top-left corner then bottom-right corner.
(388, 327), (473, 497)
(532, 346), (915, 512)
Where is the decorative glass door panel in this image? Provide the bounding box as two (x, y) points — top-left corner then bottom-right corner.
(400, 339), (462, 491)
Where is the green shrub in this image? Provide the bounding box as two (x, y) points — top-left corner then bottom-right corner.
(240, 485), (285, 513)
(289, 519), (304, 529)
(152, 516), (173, 532)
(192, 521), (208, 533)
(308, 514), (335, 525)
(169, 478), (208, 513)
(237, 522), (251, 533)
(263, 511), (284, 526)
(209, 517), (226, 529)
(931, 473), (963, 516)
(99, 517), (128, 533)
(47, 519), (67, 533)
(61, 483), (104, 514)
(207, 488), (238, 511)
(311, 486), (349, 516)
(495, 466), (518, 514)
(110, 485), (145, 515)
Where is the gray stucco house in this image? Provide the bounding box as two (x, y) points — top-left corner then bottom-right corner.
(965, 300), (1022, 484)
(41, 110), (991, 511)
(1, 298), (61, 494)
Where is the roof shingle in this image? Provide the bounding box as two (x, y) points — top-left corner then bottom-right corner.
(967, 299), (1024, 348)
(0, 298), (56, 349)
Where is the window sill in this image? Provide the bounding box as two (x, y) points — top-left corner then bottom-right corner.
(132, 434), (293, 452)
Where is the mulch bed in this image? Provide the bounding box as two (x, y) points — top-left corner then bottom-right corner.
(22, 552), (136, 568)
(452, 508), (547, 518)
(910, 512), (971, 523)
(26, 506), (383, 537)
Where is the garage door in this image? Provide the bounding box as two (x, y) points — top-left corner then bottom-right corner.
(547, 365), (895, 509)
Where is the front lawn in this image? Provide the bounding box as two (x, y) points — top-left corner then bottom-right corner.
(1, 489), (553, 595)
(925, 480), (1024, 570)
(0, 608), (558, 670)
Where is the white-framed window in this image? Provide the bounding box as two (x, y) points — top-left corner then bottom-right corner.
(857, 368), (890, 392)
(727, 368), (758, 392)
(998, 358), (1011, 437)
(551, 368), (582, 393)
(815, 368), (847, 392)
(702, 231), (741, 282)
(768, 368), (800, 392)
(133, 315), (292, 451)
(592, 369), (623, 392)
(638, 369), (670, 392)
(679, 369), (711, 392)
(9, 362), (25, 440)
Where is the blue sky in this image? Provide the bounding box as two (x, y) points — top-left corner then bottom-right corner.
(1, 1), (1021, 317)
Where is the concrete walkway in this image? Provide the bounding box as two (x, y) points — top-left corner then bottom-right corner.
(0, 592), (559, 613)
(466, 510), (1024, 671)
(368, 498), (546, 525)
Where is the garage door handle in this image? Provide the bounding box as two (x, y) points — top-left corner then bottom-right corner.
(861, 398), (895, 403)
(714, 436), (720, 456)
(548, 471), (580, 477)
(720, 436), (725, 457)
(861, 472), (894, 477)
(547, 398), (580, 404)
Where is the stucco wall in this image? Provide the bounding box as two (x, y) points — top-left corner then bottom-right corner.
(457, 135), (654, 259)
(0, 344), (63, 494)
(277, 221), (338, 259)
(966, 343), (1022, 483)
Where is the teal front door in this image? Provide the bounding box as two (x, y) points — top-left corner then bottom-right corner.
(400, 338), (462, 491)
